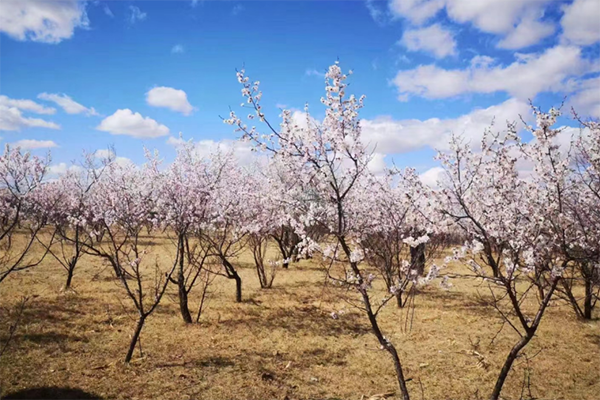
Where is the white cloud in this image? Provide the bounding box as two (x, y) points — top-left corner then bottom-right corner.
(10, 139), (58, 149)
(128, 6), (147, 24)
(497, 14), (555, 49)
(569, 76), (600, 118)
(367, 152), (388, 175)
(560, 0), (600, 46)
(93, 149), (115, 159)
(96, 109), (169, 138)
(419, 166), (445, 188)
(400, 23), (457, 58)
(48, 162), (80, 177)
(444, 0), (553, 36)
(388, 0), (445, 25)
(388, 0), (556, 49)
(0, 105), (60, 131)
(146, 87), (196, 115)
(393, 45), (593, 100)
(0, 95), (56, 115)
(361, 98), (531, 154)
(92, 148), (132, 167)
(0, 0), (88, 44)
(37, 93), (98, 116)
(171, 44), (185, 54)
(167, 136), (258, 166)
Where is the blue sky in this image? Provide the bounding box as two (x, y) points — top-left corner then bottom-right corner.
(0, 0), (599, 180)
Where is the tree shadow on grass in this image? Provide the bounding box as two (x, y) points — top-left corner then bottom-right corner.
(3, 387), (102, 399)
(217, 304), (371, 337)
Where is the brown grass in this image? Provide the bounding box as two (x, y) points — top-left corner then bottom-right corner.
(1, 234), (598, 400)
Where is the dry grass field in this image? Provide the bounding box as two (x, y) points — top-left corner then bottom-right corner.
(1, 234), (599, 400)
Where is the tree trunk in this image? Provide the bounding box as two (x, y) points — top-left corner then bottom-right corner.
(178, 279), (192, 323)
(395, 291), (403, 308)
(584, 277), (593, 320)
(125, 316), (146, 363)
(338, 234), (410, 400)
(65, 262), (75, 289)
(489, 335), (531, 400)
(234, 272), (242, 303)
(177, 235), (193, 323)
(223, 258), (242, 302)
(362, 289), (410, 400)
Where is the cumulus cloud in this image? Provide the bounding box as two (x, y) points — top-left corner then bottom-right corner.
(167, 136), (259, 166)
(568, 76), (600, 119)
(361, 98), (531, 154)
(388, 0), (445, 25)
(367, 152), (388, 175)
(560, 0), (600, 46)
(393, 45), (593, 100)
(0, 0), (88, 44)
(400, 23), (457, 58)
(92, 148), (132, 167)
(497, 14), (555, 49)
(388, 0), (556, 49)
(37, 93), (98, 116)
(419, 166), (445, 188)
(0, 95), (55, 115)
(47, 162), (82, 177)
(96, 109), (169, 138)
(11, 139), (58, 149)
(0, 105), (60, 131)
(94, 149), (115, 160)
(146, 87), (196, 115)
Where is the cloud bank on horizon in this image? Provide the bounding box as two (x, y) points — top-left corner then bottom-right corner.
(0, 0), (598, 181)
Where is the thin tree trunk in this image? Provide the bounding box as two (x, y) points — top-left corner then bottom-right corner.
(338, 234), (410, 400)
(177, 235), (193, 323)
(65, 264), (75, 289)
(234, 272), (242, 303)
(125, 316), (146, 363)
(362, 288), (410, 400)
(490, 278), (558, 400)
(223, 258), (242, 302)
(395, 291), (403, 308)
(489, 336), (531, 400)
(584, 277), (593, 320)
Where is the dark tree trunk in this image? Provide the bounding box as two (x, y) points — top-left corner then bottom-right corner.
(65, 261), (75, 289)
(222, 258), (242, 302)
(489, 336), (530, 400)
(178, 279), (192, 323)
(490, 278), (558, 400)
(234, 273), (242, 303)
(584, 277), (593, 320)
(177, 235), (192, 323)
(125, 316), (146, 363)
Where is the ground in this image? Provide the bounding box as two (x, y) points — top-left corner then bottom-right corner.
(1, 234), (599, 400)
